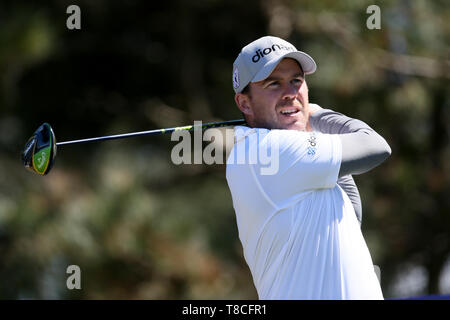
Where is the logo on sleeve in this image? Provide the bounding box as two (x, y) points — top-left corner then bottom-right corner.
(307, 133), (317, 155)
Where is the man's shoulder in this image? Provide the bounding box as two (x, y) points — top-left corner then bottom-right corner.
(232, 126), (326, 155)
(234, 125), (313, 139)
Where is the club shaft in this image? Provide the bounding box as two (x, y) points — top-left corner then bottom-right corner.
(55, 119), (246, 146)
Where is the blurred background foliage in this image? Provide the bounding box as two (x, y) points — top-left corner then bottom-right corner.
(0, 0), (448, 299)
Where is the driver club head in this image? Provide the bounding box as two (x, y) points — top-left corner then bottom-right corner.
(22, 123), (57, 175)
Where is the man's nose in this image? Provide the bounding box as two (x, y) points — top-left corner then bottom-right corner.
(282, 83), (299, 100)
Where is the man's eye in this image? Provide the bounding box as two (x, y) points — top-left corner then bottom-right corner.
(268, 81), (279, 87)
(292, 78), (303, 85)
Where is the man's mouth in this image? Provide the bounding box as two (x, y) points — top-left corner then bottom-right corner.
(279, 107), (300, 116)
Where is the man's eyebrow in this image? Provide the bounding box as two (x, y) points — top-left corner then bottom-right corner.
(262, 72), (305, 84)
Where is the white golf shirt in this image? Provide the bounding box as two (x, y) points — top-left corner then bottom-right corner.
(226, 126), (383, 299)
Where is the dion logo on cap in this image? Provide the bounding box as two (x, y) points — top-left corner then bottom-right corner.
(251, 43), (295, 63)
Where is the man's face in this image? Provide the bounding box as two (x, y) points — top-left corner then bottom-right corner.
(237, 58), (310, 131)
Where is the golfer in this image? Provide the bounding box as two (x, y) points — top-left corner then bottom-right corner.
(226, 36), (391, 299)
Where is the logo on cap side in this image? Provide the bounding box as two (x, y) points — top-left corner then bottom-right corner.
(251, 43), (295, 63)
(233, 67), (239, 89)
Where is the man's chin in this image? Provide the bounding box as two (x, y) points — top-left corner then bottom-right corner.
(279, 119), (307, 131)
(287, 125), (307, 131)
(252, 118), (307, 131)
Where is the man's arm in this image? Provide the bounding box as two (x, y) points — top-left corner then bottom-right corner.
(308, 105), (392, 178)
(308, 104), (391, 225)
(336, 174), (362, 225)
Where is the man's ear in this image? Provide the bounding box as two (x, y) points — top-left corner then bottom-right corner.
(235, 93), (253, 116)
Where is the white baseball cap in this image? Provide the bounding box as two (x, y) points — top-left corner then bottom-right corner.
(232, 36), (317, 93)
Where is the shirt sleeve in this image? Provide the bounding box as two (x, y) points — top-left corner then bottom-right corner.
(254, 129), (342, 205)
(309, 107), (391, 177)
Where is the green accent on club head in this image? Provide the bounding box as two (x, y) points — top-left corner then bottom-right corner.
(32, 145), (51, 175)
(22, 122), (57, 175)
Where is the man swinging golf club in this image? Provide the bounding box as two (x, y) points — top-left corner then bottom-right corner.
(226, 36), (391, 299)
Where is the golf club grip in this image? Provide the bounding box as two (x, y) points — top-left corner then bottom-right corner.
(55, 119), (246, 146)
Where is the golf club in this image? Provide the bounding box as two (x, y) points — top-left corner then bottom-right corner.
(22, 119), (246, 175)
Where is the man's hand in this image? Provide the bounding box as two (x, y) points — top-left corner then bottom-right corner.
(306, 103), (323, 131)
